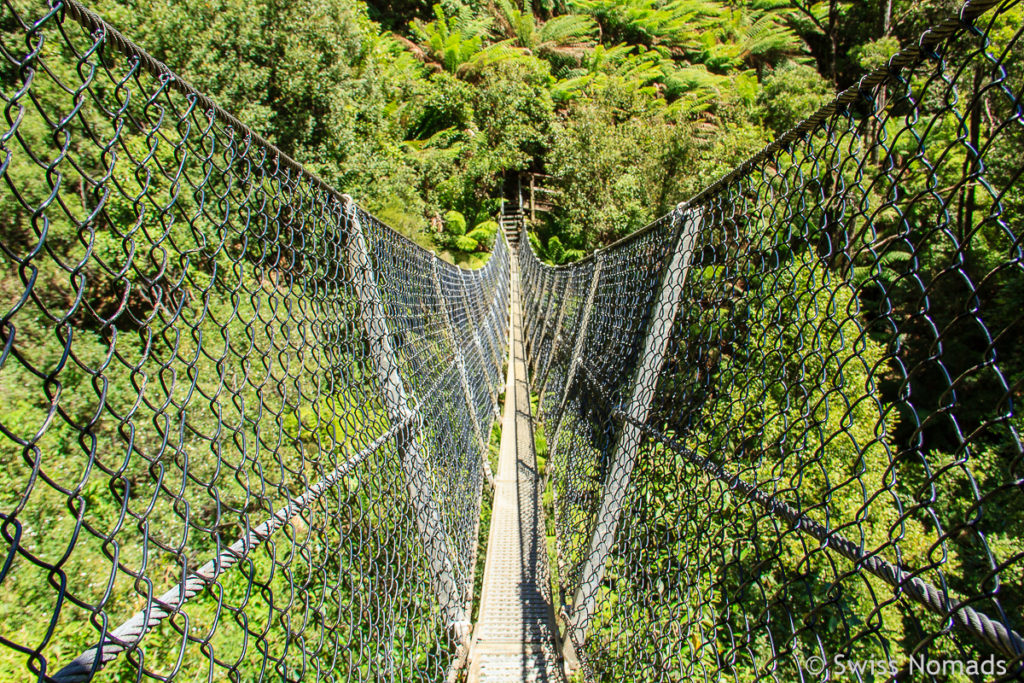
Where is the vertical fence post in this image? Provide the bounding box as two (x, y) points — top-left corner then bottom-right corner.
(432, 258), (496, 487)
(566, 205), (701, 651)
(528, 272), (553, 364)
(530, 275), (565, 379)
(534, 276), (570, 413)
(341, 197), (468, 635)
(524, 265), (547, 353)
(462, 268), (502, 417)
(548, 253), (603, 462)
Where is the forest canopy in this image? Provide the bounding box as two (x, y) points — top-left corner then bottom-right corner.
(74, 0), (960, 264)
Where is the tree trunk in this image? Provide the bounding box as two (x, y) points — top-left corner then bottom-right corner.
(961, 64), (984, 263)
(828, 0), (838, 83)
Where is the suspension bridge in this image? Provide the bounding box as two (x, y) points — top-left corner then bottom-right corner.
(1, 0), (1023, 681)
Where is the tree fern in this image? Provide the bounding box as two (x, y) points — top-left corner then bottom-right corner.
(850, 249), (913, 285)
(489, 0), (597, 66)
(738, 7), (806, 65)
(409, 4), (493, 73)
(551, 43), (667, 103)
(457, 40), (535, 78)
(570, 0), (722, 53)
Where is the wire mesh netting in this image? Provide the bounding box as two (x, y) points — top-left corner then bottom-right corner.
(522, 0), (1024, 680)
(0, 1), (509, 680)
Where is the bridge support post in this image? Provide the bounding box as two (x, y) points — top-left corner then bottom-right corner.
(548, 253), (603, 462)
(342, 197), (468, 636)
(565, 205), (701, 655)
(531, 275), (566, 380)
(529, 273), (556, 370)
(461, 268), (502, 418)
(524, 269), (550, 359)
(433, 258), (496, 487)
(534, 276), (569, 416)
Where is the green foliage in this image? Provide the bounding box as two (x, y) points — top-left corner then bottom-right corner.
(756, 60), (832, 132)
(570, 0), (722, 51)
(453, 234), (480, 250)
(69, 0), (979, 266)
(491, 0), (598, 67)
(80, 0), (928, 268)
(529, 230), (545, 255)
(850, 34), (900, 69)
(409, 3), (491, 72)
(445, 209), (469, 235)
(438, 212), (497, 252)
(467, 220), (499, 249)
(547, 234), (565, 263)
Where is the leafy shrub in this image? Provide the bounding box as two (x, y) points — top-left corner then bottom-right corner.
(444, 209), (468, 236)
(547, 234), (565, 263)
(466, 220), (498, 249)
(756, 61), (833, 134)
(453, 234), (479, 251)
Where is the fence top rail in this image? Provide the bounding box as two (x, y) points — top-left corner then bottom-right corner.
(521, 0), (1007, 272)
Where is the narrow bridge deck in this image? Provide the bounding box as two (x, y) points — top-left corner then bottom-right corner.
(468, 253), (564, 682)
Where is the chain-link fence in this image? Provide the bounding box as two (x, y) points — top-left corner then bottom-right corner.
(0, 1), (509, 680)
(522, 0), (1024, 680)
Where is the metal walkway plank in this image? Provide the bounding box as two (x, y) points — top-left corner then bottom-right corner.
(468, 252), (565, 683)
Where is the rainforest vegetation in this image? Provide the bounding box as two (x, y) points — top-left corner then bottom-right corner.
(59, 0), (983, 264)
(1, 0), (1022, 680)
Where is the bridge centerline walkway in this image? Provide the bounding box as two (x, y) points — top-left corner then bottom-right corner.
(468, 249), (565, 682)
